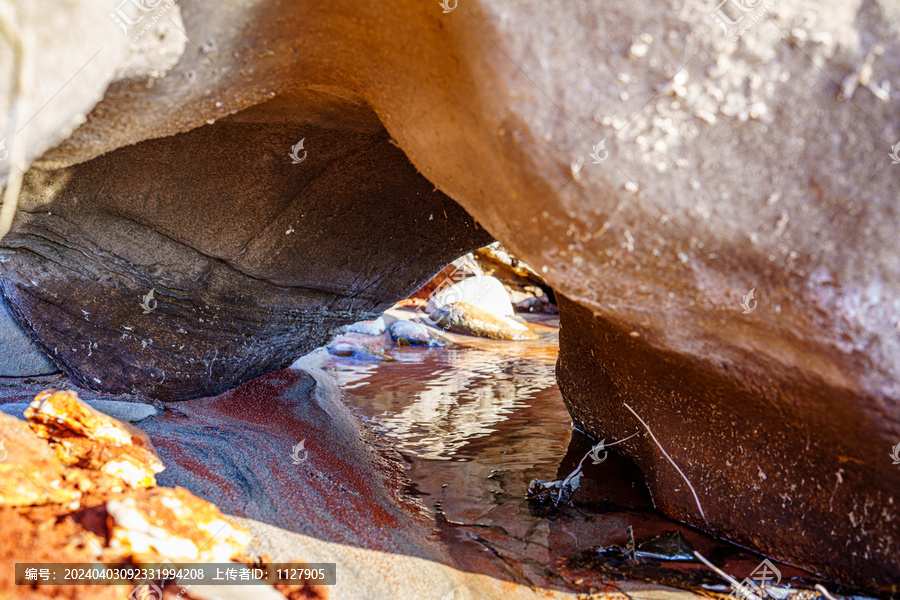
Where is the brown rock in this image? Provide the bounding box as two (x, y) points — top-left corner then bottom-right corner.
(106, 486), (251, 562)
(0, 113), (490, 400)
(556, 295), (898, 591)
(431, 302), (540, 341)
(25, 389), (164, 489)
(0, 502), (131, 600)
(0, 413), (72, 507)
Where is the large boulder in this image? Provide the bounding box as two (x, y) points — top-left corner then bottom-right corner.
(0, 109), (490, 399)
(0, 0), (897, 589)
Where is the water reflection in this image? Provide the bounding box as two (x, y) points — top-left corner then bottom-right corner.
(323, 343), (558, 460)
(319, 321), (816, 596)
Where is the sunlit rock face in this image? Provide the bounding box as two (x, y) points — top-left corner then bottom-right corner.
(0, 0), (898, 588)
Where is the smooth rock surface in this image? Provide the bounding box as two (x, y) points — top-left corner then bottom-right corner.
(389, 320), (441, 346)
(431, 301), (540, 341)
(0, 116), (489, 399)
(0, 296), (56, 376)
(347, 316), (386, 336)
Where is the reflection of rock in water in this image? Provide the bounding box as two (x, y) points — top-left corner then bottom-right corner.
(327, 346), (557, 460)
(327, 333), (829, 598)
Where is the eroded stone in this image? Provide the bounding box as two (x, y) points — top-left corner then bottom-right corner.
(25, 389), (163, 488)
(106, 486), (251, 562)
(431, 302), (540, 341)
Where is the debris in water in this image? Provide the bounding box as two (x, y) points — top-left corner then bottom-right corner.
(597, 528), (695, 562)
(527, 432), (638, 508)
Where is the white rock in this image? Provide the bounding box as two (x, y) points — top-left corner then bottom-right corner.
(425, 276), (515, 318)
(347, 316), (385, 335)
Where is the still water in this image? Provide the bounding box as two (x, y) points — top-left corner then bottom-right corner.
(318, 314), (821, 596)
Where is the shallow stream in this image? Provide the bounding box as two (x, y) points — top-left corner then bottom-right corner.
(319, 313), (834, 598)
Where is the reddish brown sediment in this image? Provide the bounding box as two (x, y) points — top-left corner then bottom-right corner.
(139, 368), (425, 551)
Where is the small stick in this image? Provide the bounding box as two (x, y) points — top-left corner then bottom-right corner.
(623, 402), (708, 525)
(815, 584), (840, 600)
(693, 551), (762, 600)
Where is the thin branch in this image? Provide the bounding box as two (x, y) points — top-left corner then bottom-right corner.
(693, 551), (762, 600)
(815, 584), (840, 600)
(623, 402), (708, 525)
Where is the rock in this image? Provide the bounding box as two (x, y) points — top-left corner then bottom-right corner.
(25, 389), (164, 488)
(0, 118), (490, 399)
(431, 302), (540, 341)
(474, 243), (540, 280)
(326, 331), (396, 360)
(388, 320), (441, 346)
(0, 0), (898, 587)
(347, 316), (386, 336)
(0, 1), (129, 184)
(513, 293), (556, 314)
(0, 388), (259, 600)
(0, 412), (72, 507)
(556, 295), (898, 590)
(425, 276), (516, 318)
(0, 399), (157, 423)
(0, 295), (56, 376)
(106, 486), (251, 562)
(0, 503), (132, 600)
(82, 400), (158, 423)
(327, 341), (357, 357)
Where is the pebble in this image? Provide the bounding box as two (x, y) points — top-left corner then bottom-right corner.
(430, 302), (540, 341)
(347, 316), (386, 336)
(388, 320), (442, 346)
(0, 400), (157, 422)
